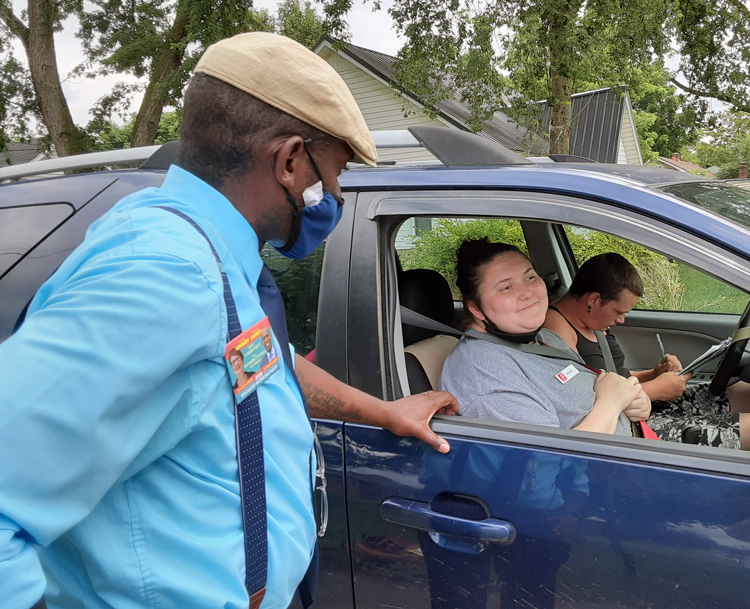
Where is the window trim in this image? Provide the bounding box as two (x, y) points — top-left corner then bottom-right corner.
(377, 190), (750, 467)
(371, 190), (750, 293)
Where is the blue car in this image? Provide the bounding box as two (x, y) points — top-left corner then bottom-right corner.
(3, 128), (750, 608)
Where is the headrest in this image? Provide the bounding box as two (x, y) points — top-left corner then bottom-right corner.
(399, 269), (455, 346)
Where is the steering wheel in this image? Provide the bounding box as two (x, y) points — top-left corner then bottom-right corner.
(709, 300), (750, 396)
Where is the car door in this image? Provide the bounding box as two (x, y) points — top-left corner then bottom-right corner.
(340, 189), (750, 609)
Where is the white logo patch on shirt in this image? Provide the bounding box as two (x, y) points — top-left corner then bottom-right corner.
(556, 364), (579, 384)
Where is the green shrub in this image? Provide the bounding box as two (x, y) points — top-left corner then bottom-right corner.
(399, 219), (527, 298)
(400, 220), (687, 309)
(564, 227), (686, 310)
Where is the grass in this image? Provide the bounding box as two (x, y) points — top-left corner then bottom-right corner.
(678, 264), (749, 314)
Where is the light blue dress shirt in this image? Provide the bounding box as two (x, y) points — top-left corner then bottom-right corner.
(0, 166), (316, 609)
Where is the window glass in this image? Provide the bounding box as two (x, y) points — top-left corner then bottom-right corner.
(659, 181), (750, 232)
(564, 226), (749, 313)
(397, 217), (526, 299)
(262, 242), (325, 356)
(0, 204), (73, 278)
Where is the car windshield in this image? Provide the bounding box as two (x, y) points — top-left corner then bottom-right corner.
(660, 181), (750, 232)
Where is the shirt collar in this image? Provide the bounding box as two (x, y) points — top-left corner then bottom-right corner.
(159, 165), (263, 287)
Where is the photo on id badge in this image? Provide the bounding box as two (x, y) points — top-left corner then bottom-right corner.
(224, 317), (280, 402)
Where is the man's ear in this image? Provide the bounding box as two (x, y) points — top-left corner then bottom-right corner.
(587, 292), (601, 308)
(273, 136), (308, 194)
(467, 300), (485, 322)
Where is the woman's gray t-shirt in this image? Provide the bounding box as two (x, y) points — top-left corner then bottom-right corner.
(440, 328), (632, 436)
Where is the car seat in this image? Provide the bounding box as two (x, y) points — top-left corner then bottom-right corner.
(399, 269), (459, 393)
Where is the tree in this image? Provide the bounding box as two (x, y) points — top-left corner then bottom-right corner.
(1, 0), (329, 156)
(87, 110), (182, 151)
(672, 0), (750, 114)
(75, 0), (260, 148)
(1, 0), (90, 156)
(323, 0), (674, 154)
(0, 42), (39, 153)
(275, 0), (327, 49)
(682, 111), (750, 177)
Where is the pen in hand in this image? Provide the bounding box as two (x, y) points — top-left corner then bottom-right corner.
(656, 333), (666, 362)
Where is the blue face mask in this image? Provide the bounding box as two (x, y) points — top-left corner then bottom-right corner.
(273, 181), (343, 259)
(273, 140), (345, 259)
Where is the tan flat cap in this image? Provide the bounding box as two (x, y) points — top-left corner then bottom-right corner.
(195, 32), (377, 166)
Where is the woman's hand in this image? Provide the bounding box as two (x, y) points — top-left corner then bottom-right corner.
(577, 373), (642, 435)
(654, 354), (682, 376)
(593, 372), (642, 412)
(623, 388), (651, 422)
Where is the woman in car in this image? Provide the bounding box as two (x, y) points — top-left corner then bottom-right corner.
(440, 239), (650, 437)
(544, 252), (748, 449)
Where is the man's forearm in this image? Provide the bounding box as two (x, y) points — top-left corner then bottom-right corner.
(295, 355), (459, 454)
(295, 355), (387, 426)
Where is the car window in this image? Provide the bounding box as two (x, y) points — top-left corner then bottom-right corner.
(397, 217), (527, 299)
(563, 226), (750, 314)
(659, 181), (750, 233)
(262, 242), (325, 357)
(0, 203), (73, 279)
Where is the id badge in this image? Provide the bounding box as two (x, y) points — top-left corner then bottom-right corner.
(555, 364), (579, 384)
(224, 316), (280, 403)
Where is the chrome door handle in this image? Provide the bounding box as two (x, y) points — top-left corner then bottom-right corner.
(380, 497), (517, 545)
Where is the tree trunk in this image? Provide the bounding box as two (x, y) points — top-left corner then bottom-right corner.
(27, 0), (89, 156)
(548, 74), (573, 155)
(547, 1), (580, 155)
(130, 2), (189, 148)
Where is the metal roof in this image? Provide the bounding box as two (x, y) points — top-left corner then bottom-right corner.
(534, 87), (627, 163)
(324, 37), (550, 155)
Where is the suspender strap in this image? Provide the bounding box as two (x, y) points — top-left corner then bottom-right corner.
(157, 206), (270, 607)
(159, 207), (320, 608)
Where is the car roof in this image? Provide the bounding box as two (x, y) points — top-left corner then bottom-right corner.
(339, 164), (750, 259)
(2, 134), (745, 260)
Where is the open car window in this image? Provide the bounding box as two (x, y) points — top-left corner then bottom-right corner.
(384, 201), (750, 462)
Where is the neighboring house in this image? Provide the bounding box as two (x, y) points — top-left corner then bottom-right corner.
(656, 153), (715, 178)
(1, 139), (54, 168)
(313, 36), (549, 164)
(314, 37), (642, 166)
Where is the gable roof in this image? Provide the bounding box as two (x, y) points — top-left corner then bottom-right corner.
(315, 36), (549, 155)
(1, 140), (49, 167)
(657, 155), (716, 178)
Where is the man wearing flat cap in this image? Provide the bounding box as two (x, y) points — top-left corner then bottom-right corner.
(0, 33), (458, 609)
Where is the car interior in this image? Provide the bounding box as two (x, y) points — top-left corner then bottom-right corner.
(390, 212), (750, 449)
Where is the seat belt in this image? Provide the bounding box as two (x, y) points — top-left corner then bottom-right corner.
(595, 330), (644, 439)
(400, 305), (587, 365)
(594, 330), (617, 373)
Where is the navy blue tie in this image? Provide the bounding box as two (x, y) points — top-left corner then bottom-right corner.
(256, 266), (312, 417)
